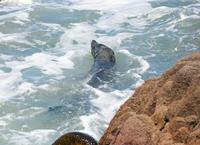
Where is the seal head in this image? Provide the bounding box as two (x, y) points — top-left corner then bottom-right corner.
(90, 40), (115, 73)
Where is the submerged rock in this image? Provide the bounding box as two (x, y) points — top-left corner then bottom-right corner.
(99, 52), (200, 145)
(52, 132), (97, 145)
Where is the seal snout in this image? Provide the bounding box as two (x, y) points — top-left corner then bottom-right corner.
(91, 40), (98, 49)
(91, 40), (99, 58)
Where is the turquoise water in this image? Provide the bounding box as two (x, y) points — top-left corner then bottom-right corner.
(0, 0), (199, 144)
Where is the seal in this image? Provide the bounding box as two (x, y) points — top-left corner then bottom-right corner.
(52, 132), (97, 145)
(88, 40), (116, 87)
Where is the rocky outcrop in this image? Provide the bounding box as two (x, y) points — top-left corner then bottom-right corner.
(99, 52), (200, 145)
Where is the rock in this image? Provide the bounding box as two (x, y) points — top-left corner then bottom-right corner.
(99, 52), (200, 145)
(52, 132), (97, 145)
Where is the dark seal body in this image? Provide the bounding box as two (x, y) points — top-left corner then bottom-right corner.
(52, 132), (97, 145)
(88, 40), (115, 87)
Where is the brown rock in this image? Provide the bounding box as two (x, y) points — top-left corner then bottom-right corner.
(52, 132), (97, 145)
(113, 113), (158, 145)
(99, 52), (200, 145)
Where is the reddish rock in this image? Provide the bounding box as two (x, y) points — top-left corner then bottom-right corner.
(99, 52), (200, 145)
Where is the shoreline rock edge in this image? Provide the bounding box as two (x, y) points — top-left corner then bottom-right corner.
(99, 52), (200, 145)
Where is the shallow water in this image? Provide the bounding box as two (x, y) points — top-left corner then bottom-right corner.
(0, 0), (199, 144)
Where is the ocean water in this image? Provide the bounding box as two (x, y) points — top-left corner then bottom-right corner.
(0, 0), (199, 144)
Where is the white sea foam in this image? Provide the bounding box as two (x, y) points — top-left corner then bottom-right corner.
(58, 0), (152, 52)
(39, 22), (65, 32)
(17, 82), (37, 94)
(6, 52), (74, 76)
(0, 120), (8, 128)
(70, 0), (150, 11)
(0, 54), (13, 61)
(14, 9), (30, 22)
(145, 6), (174, 21)
(97, 33), (133, 49)
(59, 22), (132, 53)
(0, 68), (38, 102)
(16, 107), (46, 119)
(0, 51), (75, 102)
(0, 114), (15, 129)
(7, 129), (56, 145)
(0, 32), (26, 42)
(79, 50), (150, 139)
(0, 71), (22, 101)
(0, 32), (33, 50)
(59, 23), (96, 50)
(166, 12), (200, 31)
(119, 49), (150, 74)
(1, 0), (32, 5)
(80, 85), (133, 139)
(0, 6), (31, 23)
(24, 53), (74, 75)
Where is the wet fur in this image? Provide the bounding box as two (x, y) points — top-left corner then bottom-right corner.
(88, 40), (116, 87)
